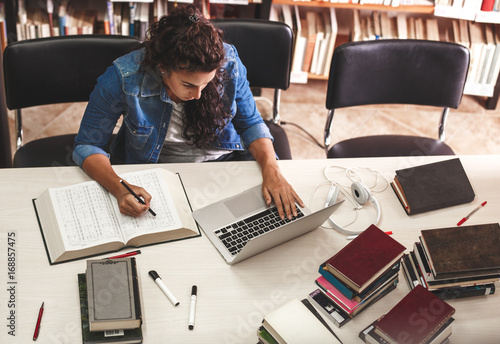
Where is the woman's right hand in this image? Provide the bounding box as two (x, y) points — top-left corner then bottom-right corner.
(82, 154), (152, 218)
(116, 183), (152, 217)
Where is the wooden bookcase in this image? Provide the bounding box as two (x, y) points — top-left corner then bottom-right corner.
(3, 0), (500, 108)
(269, 0), (500, 109)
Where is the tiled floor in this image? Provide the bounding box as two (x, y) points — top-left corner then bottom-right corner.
(6, 79), (500, 161)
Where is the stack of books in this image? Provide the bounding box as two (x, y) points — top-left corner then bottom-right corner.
(401, 223), (500, 300)
(258, 298), (342, 344)
(78, 257), (143, 344)
(310, 225), (406, 327)
(360, 285), (456, 344)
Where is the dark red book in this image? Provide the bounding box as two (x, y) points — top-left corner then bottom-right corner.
(326, 225), (405, 293)
(374, 285), (455, 344)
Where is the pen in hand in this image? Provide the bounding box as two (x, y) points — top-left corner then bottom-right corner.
(120, 180), (156, 216)
(33, 301), (44, 341)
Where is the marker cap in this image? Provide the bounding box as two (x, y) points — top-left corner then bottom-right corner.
(148, 270), (160, 280)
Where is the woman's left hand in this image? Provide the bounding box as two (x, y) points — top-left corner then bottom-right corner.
(248, 138), (304, 220)
(261, 164), (305, 220)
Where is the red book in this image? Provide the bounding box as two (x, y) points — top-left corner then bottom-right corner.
(374, 285), (455, 344)
(326, 225), (405, 293)
(481, 0), (495, 11)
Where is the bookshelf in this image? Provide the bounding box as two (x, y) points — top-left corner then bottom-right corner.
(3, 0), (500, 108)
(269, 0), (500, 108)
(1, 0), (270, 44)
(273, 0), (434, 14)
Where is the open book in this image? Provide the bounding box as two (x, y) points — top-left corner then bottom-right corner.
(33, 168), (199, 264)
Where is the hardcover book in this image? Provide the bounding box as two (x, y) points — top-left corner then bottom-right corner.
(325, 224), (405, 293)
(261, 298), (342, 344)
(420, 223), (500, 279)
(374, 285), (455, 344)
(78, 273), (143, 344)
(33, 168), (200, 264)
(86, 258), (142, 332)
(361, 316), (454, 344)
(307, 289), (351, 328)
(319, 261), (400, 301)
(413, 241), (500, 288)
(401, 251), (496, 300)
(390, 158), (475, 215)
(316, 274), (399, 317)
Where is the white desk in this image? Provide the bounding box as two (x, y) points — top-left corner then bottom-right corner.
(1, 156), (499, 343)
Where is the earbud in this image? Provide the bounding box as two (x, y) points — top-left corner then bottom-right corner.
(327, 181), (381, 235)
(351, 182), (372, 205)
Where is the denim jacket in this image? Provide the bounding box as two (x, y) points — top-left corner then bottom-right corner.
(72, 43), (272, 167)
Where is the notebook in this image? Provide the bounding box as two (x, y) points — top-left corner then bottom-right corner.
(192, 185), (343, 264)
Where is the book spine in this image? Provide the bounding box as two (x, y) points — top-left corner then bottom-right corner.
(131, 257), (143, 325)
(432, 283), (495, 300)
(318, 264), (355, 299)
(481, 0), (495, 11)
(106, 1), (115, 35)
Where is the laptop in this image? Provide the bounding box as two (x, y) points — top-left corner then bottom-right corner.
(192, 185), (343, 265)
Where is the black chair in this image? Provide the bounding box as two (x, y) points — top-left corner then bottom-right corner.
(212, 19), (294, 159)
(0, 51), (11, 168)
(3, 35), (140, 167)
(324, 39), (470, 158)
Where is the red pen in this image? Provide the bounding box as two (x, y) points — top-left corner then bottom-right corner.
(107, 250), (141, 259)
(33, 302), (44, 341)
(457, 201), (487, 226)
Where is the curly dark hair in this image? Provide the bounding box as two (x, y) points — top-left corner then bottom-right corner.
(140, 4), (230, 148)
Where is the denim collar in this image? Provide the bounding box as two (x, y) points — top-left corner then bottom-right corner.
(140, 67), (172, 103)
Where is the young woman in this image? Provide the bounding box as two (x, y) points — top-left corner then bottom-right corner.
(73, 5), (303, 219)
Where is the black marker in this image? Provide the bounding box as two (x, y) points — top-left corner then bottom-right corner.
(148, 270), (179, 306)
(120, 180), (156, 216)
(188, 285), (197, 330)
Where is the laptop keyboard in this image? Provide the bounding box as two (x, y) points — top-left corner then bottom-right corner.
(214, 206), (305, 256)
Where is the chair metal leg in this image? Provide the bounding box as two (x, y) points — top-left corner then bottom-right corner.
(438, 107), (449, 142)
(15, 109), (23, 149)
(324, 109), (335, 155)
(272, 89), (281, 124)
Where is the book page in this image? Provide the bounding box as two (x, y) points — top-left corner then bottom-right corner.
(50, 181), (124, 250)
(115, 169), (183, 241)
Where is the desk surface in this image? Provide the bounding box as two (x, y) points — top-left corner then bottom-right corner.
(1, 156), (499, 344)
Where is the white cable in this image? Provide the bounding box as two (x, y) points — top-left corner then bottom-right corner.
(315, 165), (387, 235)
(309, 180), (359, 230)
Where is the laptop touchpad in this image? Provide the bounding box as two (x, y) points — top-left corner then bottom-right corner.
(223, 189), (265, 218)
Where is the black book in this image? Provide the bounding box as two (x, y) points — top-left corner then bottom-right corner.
(391, 158), (475, 215)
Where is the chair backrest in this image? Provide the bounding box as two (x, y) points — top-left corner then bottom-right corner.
(326, 39), (470, 110)
(0, 52), (11, 168)
(3, 35), (141, 110)
(211, 19), (293, 91)
(211, 19), (294, 159)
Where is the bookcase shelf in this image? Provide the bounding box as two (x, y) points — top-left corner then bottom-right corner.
(273, 0), (435, 14)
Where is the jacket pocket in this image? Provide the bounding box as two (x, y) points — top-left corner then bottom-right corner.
(123, 116), (153, 150)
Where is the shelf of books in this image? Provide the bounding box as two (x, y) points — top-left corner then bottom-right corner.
(271, 0), (500, 98)
(0, 0), (260, 50)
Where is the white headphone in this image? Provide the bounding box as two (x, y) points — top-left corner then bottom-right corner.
(325, 181), (381, 235)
